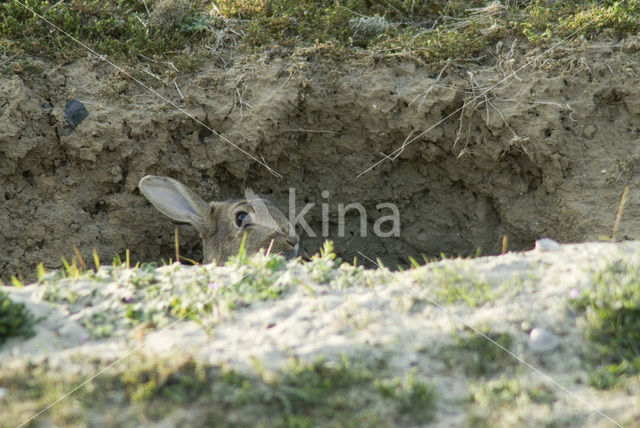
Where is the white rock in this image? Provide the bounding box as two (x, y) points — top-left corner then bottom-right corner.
(528, 327), (560, 353)
(535, 238), (562, 252)
(0, 387), (6, 400)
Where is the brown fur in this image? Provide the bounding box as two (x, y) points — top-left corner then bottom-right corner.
(139, 175), (299, 263)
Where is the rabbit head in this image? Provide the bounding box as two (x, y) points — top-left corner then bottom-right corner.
(139, 175), (299, 263)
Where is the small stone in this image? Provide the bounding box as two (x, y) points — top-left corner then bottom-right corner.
(528, 327), (559, 353)
(0, 387), (6, 400)
(64, 99), (89, 127)
(535, 238), (561, 252)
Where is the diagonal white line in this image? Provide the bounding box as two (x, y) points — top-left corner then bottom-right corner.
(357, 23), (593, 178)
(15, 1), (282, 178)
(17, 259), (272, 428)
(356, 251), (624, 428)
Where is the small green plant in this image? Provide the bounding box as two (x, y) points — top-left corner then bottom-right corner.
(375, 369), (436, 421)
(442, 327), (515, 377)
(10, 275), (24, 287)
(306, 240), (340, 283)
(569, 256), (640, 388)
(469, 377), (557, 425)
(266, 354), (436, 424)
(471, 376), (556, 409)
(431, 266), (494, 307)
(223, 248), (291, 308)
(120, 355), (209, 403)
(61, 257), (85, 279)
(0, 290), (35, 343)
(226, 232), (249, 267)
(271, 355), (372, 415)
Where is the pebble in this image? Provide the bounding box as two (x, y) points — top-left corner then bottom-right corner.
(0, 387), (6, 400)
(535, 238), (562, 252)
(528, 327), (560, 353)
(64, 99), (89, 127)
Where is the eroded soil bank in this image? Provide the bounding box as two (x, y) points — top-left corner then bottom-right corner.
(3, 36), (640, 280)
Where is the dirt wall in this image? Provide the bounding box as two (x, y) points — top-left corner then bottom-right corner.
(3, 38), (640, 280)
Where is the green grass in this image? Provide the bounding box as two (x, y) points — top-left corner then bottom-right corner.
(31, 242), (353, 338)
(471, 376), (557, 407)
(519, 0), (640, 43)
(374, 368), (436, 421)
(0, 289), (35, 344)
(0, 0), (208, 59)
(569, 256), (640, 389)
(0, 352), (435, 426)
(2, 0), (640, 68)
(468, 376), (557, 426)
(216, 0), (640, 61)
(440, 326), (516, 377)
(431, 266), (494, 307)
(219, 0), (496, 61)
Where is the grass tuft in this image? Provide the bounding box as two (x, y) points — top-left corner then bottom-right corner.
(374, 368), (436, 421)
(0, 290), (35, 344)
(432, 266), (494, 307)
(570, 256), (640, 388)
(441, 326), (515, 377)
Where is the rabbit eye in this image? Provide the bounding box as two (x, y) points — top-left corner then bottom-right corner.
(234, 211), (251, 229)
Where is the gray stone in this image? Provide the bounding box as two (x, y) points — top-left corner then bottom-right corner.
(528, 327), (560, 353)
(535, 238), (562, 252)
(64, 99), (89, 126)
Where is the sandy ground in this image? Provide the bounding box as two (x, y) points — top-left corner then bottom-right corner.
(1, 240), (639, 426)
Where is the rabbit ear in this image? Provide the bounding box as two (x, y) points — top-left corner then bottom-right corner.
(139, 175), (212, 234)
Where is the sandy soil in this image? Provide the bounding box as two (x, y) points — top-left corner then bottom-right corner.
(1, 240), (638, 426)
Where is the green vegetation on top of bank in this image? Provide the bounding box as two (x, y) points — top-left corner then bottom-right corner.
(1, 0), (639, 67)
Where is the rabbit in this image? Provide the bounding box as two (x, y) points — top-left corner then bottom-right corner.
(138, 175), (299, 263)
